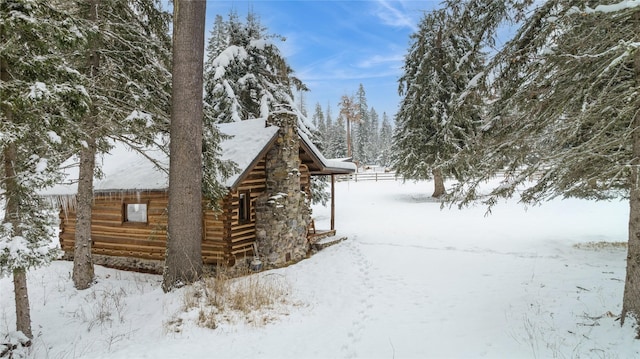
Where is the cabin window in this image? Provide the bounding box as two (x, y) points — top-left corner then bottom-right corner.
(124, 203), (148, 223)
(238, 192), (250, 224)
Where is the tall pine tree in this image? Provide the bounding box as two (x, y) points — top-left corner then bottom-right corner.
(330, 108), (348, 159)
(368, 107), (380, 165)
(203, 10), (307, 124)
(444, 0), (640, 328)
(68, 0), (172, 290)
(354, 84), (371, 165)
(339, 94), (360, 161)
(392, 8), (484, 198)
(0, 0), (89, 338)
(311, 102), (326, 151)
(379, 112), (393, 168)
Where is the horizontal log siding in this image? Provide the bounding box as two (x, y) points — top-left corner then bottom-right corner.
(60, 191), (169, 261)
(60, 191), (230, 265)
(56, 157), (313, 269)
(226, 160), (266, 262)
(203, 195), (229, 264)
(300, 164), (310, 198)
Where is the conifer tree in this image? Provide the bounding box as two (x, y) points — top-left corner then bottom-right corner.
(444, 0), (640, 328)
(392, 8), (484, 198)
(0, 0), (89, 338)
(379, 112), (393, 168)
(297, 91), (308, 118)
(203, 10), (307, 124)
(325, 102), (333, 130)
(354, 84), (371, 165)
(330, 110), (348, 159)
(339, 94), (360, 161)
(368, 107), (380, 165)
(68, 0), (171, 290)
(312, 102), (326, 151)
(192, 13), (237, 210)
(207, 14), (228, 57)
(323, 102), (337, 158)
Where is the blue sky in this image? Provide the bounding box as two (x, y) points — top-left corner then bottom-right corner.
(206, 1), (441, 119)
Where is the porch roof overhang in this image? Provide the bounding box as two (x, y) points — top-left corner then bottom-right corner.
(298, 131), (356, 176)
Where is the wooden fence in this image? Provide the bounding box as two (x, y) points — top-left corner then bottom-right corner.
(337, 172), (402, 182)
(337, 170), (542, 183)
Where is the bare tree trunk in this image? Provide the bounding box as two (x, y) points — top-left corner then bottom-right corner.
(3, 143), (33, 339)
(162, 0), (206, 292)
(432, 168), (446, 198)
(621, 30), (640, 329)
(72, 0), (100, 290)
(72, 136), (96, 289)
(623, 147), (640, 329)
(13, 269), (32, 339)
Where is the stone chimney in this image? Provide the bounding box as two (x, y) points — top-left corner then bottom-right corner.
(254, 110), (311, 267)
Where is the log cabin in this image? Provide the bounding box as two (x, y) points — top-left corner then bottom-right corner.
(43, 118), (356, 272)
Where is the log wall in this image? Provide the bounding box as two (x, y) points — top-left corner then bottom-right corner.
(59, 191), (170, 262)
(222, 159), (267, 264)
(300, 164), (310, 197)
(58, 159), (314, 270)
(59, 191), (233, 267)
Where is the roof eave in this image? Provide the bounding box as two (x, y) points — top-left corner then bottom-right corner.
(227, 129), (280, 191)
(309, 167), (355, 176)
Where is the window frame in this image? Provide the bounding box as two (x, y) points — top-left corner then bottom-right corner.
(238, 191), (250, 224)
(122, 200), (150, 226)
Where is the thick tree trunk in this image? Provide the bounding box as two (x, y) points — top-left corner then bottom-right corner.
(72, 0), (100, 290)
(3, 143), (33, 339)
(623, 159), (640, 328)
(72, 137), (96, 289)
(622, 115), (640, 329)
(621, 31), (640, 329)
(432, 168), (446, 198)
(162, 0), (206, 292)
(13, 268), (32, 339)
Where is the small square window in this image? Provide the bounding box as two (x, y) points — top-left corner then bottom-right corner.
(125, 203), (148, 223)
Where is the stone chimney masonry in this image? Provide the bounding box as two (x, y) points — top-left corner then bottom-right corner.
(255, 110), (311, 267)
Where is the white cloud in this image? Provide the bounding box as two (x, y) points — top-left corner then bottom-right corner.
(358, 54), (404, 69)
(373, 0), (420, 31)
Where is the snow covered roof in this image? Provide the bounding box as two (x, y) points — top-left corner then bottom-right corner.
(41, 140), (170, 197)
(219, 119), (279, 189)
(298, 130), (356, 175)
(41, 118), (354, 197)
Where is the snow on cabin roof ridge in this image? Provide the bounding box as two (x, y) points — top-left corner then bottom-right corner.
(40, 118), (354, 197)
(40, 119), (279, 196)
(218, 118), (279, 188)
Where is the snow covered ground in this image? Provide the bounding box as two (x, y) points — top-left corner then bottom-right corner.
(2, 179), (639, 358)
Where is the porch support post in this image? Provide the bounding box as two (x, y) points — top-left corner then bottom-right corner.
(331, 174), (335, 231)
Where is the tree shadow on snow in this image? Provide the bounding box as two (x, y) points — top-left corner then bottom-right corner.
(391, 193), (444, 204)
